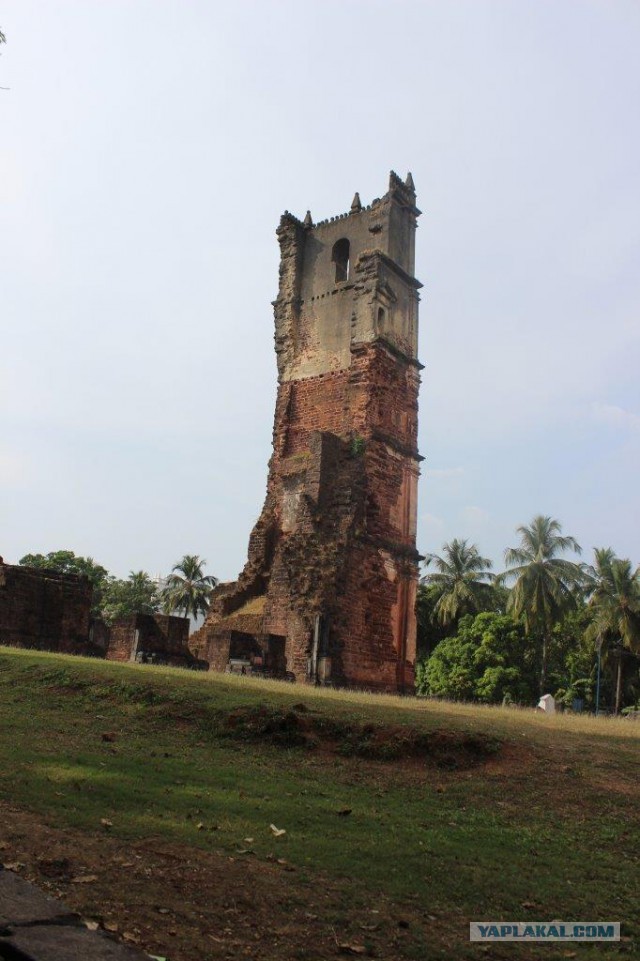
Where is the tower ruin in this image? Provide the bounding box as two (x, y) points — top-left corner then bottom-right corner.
(191, 172), (422, 691)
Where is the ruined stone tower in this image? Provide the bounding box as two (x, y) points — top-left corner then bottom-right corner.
(191, 172), (422, 691)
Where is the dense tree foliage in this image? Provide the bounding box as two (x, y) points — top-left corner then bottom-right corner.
(416, 579), (508, 659)
(422, 538), (495, 627)
(417, 518), (640, 713)
(584, 549), (640, 714)
(100, 571), (160, 624)
(416, 613), (535, 702)
(501, 515), (585, 694)
(549, 608), (598, 709)
(18, 550), (217, 627)
(415, 584), (452, 658)
(19, 551), (110, 616)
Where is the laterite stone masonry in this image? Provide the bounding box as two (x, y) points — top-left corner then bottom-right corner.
(191, 173), (423, 691)
(0, 559), (93, 655)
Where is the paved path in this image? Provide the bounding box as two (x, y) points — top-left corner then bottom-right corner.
(0, 867), (153, 960)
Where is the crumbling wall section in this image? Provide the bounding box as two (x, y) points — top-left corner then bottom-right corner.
(102, 613), (191, 663)
(103, 617), (137, 662)
(0, 560), (93, 654)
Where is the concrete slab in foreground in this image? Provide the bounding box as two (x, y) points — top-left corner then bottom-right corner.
(0, 868), (151, 961)
(0, 870), (77, 927)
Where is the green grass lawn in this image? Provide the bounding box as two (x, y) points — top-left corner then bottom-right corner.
(0, 646), (638, 960)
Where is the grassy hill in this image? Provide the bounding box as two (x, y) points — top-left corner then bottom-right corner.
(0, 647), (637, 960)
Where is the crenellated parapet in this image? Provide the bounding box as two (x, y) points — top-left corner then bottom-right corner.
(297, 171), (419, 231)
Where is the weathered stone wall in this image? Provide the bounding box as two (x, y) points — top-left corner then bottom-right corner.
(279, 371), (351, 457)
(191, 172), (422, 692)
(100, 614), (191, 664)
(0, 559), (195, 669)
(101, 618), (136, 662)
(0, 560), (93, 654)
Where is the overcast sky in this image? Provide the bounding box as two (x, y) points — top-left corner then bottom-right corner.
(1, 0), (639, 581)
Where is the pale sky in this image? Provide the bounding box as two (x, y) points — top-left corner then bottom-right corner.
(1, 0), (639, 580)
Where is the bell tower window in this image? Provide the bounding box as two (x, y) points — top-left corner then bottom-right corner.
(332, 238), (350, 283)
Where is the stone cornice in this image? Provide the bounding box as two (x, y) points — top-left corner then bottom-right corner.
(361, 533), (423, 564)
(370, 428), (424, 462)
(350, 337), (424, 371)
(357, 249), (423, 290)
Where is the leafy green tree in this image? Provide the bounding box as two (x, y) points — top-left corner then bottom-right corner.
(501, 515), (584, 695)
(548, 606), (596, 709)
(19, 550), (109, 616)
(417, 612), (536, 704)
(161, 555), (217, 620)
(422, 539), (495, 628)
(584, 548), (640, 714)
(417, 632), (476, 701)
(465, 612), (538, 703)
(416, 578), (508, 660)
(101, 571), (159, 624)
(415, 583), (451, 659)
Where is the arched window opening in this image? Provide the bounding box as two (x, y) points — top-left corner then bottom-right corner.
(332, 238), (350, 283)
(377, 307), (386, 327)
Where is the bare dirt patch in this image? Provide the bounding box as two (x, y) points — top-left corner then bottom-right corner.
(0, 802), (457, 961)
(223, 704), (502, 769)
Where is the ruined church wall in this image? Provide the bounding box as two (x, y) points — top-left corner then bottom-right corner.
(103, 613), (190, 663)
(103, 617), (136, 662)
(0, 562), (92, 654)
(279, 370), (352, 458)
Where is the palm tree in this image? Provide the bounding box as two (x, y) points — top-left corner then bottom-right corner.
(501, 515), (584, 695)
(161, 555), (218, 621)
(585, 548), (640, 714)
(100, 570), (160, 624)
(422, 538), (495, 628)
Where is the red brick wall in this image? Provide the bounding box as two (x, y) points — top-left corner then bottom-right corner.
(193, 340), (420, 692)
(280, 370), (351, 456)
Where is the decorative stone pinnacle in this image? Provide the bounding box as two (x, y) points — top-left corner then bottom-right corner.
(303, 210), (313, 227)
(405, 171), (415, 191)
(350, 192), (362, 213)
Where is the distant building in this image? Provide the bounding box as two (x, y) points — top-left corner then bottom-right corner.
(152, 573), (169, 594)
